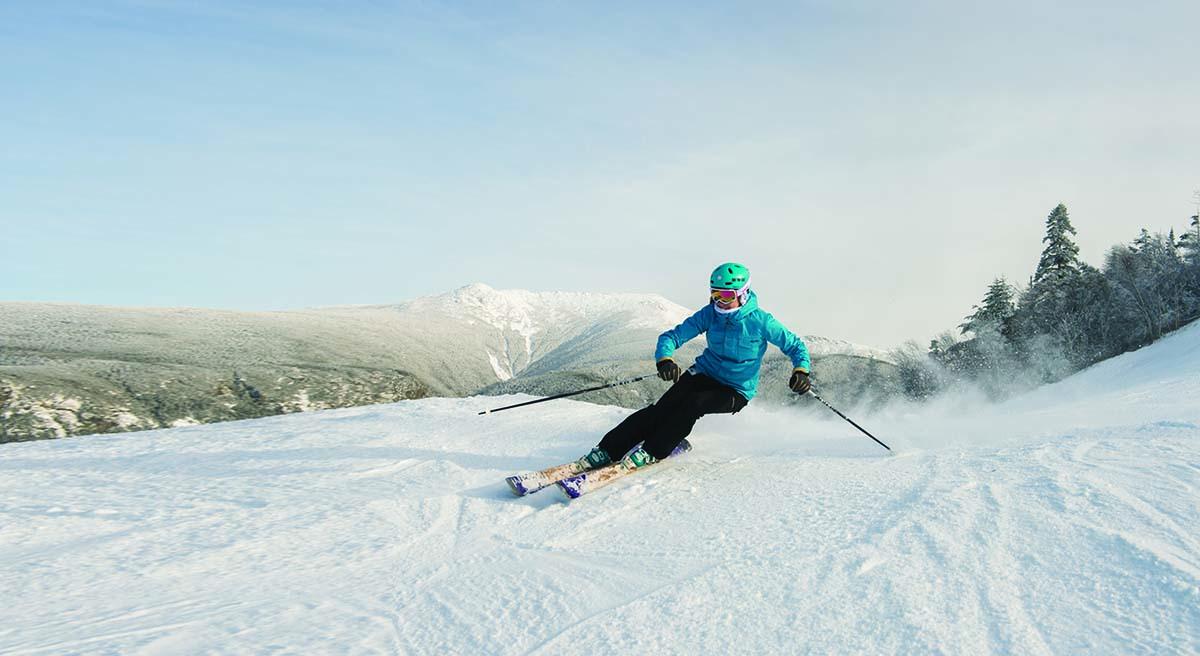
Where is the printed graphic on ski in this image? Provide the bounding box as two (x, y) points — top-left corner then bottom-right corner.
(557, 440), (693, 500)
(505, 460), (587, 497)
(505, 439), (692, 497)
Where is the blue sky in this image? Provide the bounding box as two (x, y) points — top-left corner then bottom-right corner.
(2, 1), (1197, 347)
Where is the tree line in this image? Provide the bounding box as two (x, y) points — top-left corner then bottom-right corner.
(895, 195), (1200, 400)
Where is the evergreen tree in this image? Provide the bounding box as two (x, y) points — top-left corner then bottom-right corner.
(1033, 203), (1081, 285)
(1180, 211), (1200, 266)
(1073, 263), (1122, 363)
(1011, 204), (1089, 377)
(1182, 190), (1200, 266)
(1183, 211), (1200, 321)
(1131, 228), (1154, 253)
(1180, 191), (1200, 318)
(959, 278), (1016, 337)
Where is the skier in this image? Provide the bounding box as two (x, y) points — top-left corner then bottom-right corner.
(576, 262), (811, 472)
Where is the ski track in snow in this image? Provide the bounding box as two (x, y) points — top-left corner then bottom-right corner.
(3, 325), (1200, 654)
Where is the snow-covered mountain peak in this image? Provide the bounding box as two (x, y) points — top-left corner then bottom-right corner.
(442, 283), (542, 336)
(373, 284), (700, 384)
(411, 283), (693, 335)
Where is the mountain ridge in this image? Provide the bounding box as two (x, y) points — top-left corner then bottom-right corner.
(0, 284), (897, 441)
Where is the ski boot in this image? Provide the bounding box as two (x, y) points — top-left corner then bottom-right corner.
(621, 446), (657, 469)
(576, 446), (612, 471)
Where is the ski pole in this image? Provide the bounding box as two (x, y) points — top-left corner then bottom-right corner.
(478, 373), (659, 415)
(806, 389), (891, 451)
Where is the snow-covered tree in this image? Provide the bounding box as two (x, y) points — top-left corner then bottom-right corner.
(1183, 211), (1200, 321)
(934, 197), (1200, 400)
(959, 278), (1016, 337)
(1033, 203), (1081, 285)
(1104, 229), (1194, 347)
(1179, 196), (1200, 268)
(1177, 191), (1200, 321)
(1011, 204), (1090, 376)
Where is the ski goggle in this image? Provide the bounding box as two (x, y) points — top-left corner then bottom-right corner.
(711, 289), (741, 303)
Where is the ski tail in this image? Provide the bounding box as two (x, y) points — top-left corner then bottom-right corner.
(506, 461), (586, 497)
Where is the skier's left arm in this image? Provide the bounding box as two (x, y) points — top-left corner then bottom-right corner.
(764, 314), (811, 374)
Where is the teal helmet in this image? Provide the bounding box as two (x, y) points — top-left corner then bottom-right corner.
(710, 262), (750, 290)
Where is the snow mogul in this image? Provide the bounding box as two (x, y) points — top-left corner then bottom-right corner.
(577, 262), (811, 471)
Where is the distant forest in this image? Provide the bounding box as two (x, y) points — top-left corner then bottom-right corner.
(895, 193), (1200, 399)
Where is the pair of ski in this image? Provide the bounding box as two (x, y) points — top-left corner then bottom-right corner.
(506, 439), (692, 500)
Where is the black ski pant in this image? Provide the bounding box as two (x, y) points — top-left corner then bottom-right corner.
(598, 371), (748, 461)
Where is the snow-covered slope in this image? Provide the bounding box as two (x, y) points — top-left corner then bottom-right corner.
(3, 324), (1198, 653)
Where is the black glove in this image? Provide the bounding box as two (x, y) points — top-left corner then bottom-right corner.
(657, 358), (681, 383)
(788, 369), (811, 394)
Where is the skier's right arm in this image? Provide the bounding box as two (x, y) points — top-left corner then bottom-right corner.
(655, 306), (711, 362)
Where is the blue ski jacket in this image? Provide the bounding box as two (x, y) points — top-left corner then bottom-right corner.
(655, 291), (810, 400)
